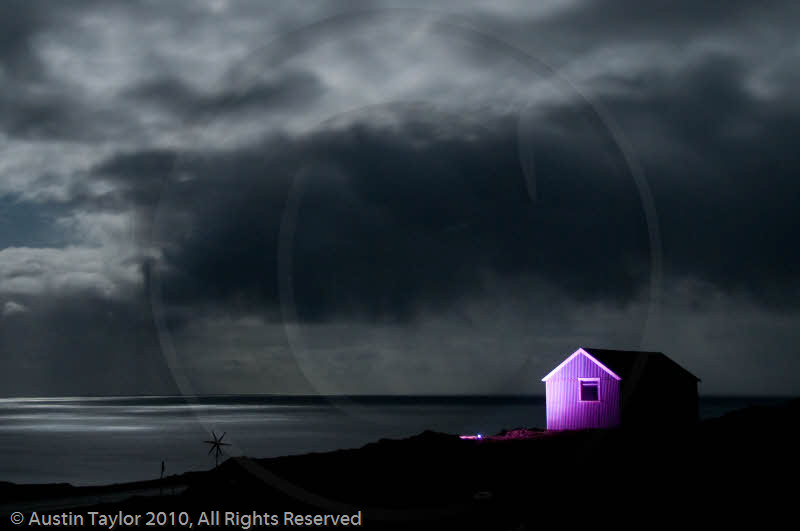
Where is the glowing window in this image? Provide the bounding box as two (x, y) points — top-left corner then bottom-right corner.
(579, 379), (600, 401)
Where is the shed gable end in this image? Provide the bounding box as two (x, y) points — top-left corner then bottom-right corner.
(541, 348), (622, 382)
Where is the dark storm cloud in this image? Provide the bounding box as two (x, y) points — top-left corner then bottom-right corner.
(123, 69), (325, 121)
(0, 293), (176, 396)
(0, 0), (145, 68)
(549, 0), (800, 38)
(0, 1), (43, 76)
(480, 0), (800, 62)
(0, 0), (139, 76)
(0, 0), (149, 141)
(596, 53), (800, 309)
(0, 86), (130, 142)
(93, 48), (800, 328)
(0, 0), (91, 78)
(3, 0), (800, 397)
(100, 103), (650, 325)
(91, 149), (178, 204)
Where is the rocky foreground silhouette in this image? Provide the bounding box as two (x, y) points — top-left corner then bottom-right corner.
(3, 398), (798, 528)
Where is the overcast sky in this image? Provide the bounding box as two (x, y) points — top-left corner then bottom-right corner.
(1, 0), (798, 397)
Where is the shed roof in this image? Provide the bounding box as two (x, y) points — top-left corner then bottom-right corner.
(542, 347), (701, 382)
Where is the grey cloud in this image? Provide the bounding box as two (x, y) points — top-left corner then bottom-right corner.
(2, 301), (29, 317)
(0, 245), (142, 299)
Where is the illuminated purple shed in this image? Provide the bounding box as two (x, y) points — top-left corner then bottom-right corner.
(542, 347), (700, 430)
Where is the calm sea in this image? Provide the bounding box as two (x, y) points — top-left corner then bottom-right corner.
(0, 395), (788, 486)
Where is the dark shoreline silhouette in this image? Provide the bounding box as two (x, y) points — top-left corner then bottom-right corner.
(3, 397), (798, 528)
